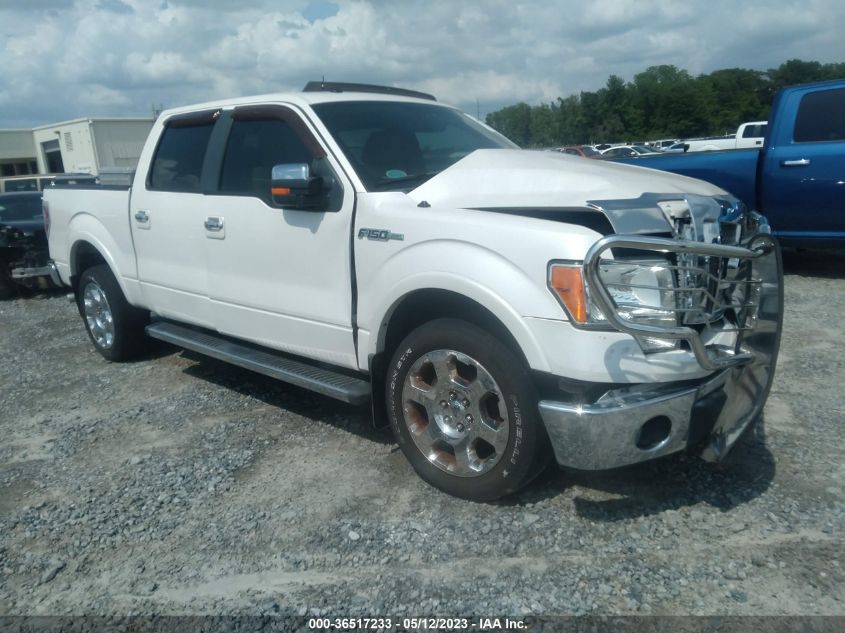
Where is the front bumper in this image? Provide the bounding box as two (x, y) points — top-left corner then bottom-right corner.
(539, 226), (783, 470)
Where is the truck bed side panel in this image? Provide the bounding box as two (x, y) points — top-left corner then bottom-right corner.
(45, 187), (142, 305)
(611, 150), (761, 211)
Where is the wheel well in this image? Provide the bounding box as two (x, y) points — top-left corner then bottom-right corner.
(378, 289), (527, 369)
(71, 241), (107, 292)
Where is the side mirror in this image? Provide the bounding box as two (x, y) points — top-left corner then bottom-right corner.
(270, 163), (324, 209)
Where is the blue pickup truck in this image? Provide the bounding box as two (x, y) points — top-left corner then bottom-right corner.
(615, 79), (845, 247)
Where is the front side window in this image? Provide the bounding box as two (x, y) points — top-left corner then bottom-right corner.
(149, 122), (214, 192)
(794, 88), (845, 143)
(219, 118), (313, 203)
(312, 101), (516, 191)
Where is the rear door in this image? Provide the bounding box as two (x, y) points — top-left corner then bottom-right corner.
(131, 110), (219, 328)
(201, 104), (358, 368)
(761, 86), (845, 239)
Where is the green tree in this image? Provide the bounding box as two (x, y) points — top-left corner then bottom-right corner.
(555, 94), (586, 145)
(485, 102), (532, 146)
(703, 68), (770, 131)
(529, 104), (559, 147)
(768, 59), (826, 91)
(484, 59), (845, 145)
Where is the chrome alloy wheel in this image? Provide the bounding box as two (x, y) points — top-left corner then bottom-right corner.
(82, 280), (115, 349)
(401, 349), (510, 477)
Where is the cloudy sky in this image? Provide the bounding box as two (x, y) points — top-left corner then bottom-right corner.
(1, 0), (844, 128)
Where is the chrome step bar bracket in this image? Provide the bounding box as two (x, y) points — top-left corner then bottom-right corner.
(145, 321), (371, 405)
(583, 233), (779, 371)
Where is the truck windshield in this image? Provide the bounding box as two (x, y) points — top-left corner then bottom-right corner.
(311, 101), (516, 191)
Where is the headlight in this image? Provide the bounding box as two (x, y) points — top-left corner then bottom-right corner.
(597, 260), (679, 352)
(549, 259), (680, 353)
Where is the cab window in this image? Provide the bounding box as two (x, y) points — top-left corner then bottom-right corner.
(794, 88), (845, 143)
(149, 122), (214, 193)
(219, 118), (312, 204)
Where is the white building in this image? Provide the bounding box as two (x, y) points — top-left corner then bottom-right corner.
(0, 129), (38, 177)
(0, 117), (154, 180)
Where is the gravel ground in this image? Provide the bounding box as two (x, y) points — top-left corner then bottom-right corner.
(0, 249), (843, 618)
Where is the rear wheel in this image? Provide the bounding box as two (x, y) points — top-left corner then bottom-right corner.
(386, 318), (549, 501)
(77, 264), (149, 361)
(0, 263), (16, 299)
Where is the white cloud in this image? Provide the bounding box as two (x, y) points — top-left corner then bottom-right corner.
(0, 0), (843, 127)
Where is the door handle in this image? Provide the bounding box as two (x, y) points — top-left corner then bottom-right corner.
(134, 210), (149, 222)
(781, 158), (811, 167)
(204, 216), (224, 231)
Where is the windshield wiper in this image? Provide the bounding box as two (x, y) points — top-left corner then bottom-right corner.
(370, 171), (441, 191)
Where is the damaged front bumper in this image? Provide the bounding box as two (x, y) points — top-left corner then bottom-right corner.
(539, 221), (783, 470)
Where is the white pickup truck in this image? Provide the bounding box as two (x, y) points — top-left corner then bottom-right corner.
(684, 121), (768, 152)
(45, 82), (783, 501)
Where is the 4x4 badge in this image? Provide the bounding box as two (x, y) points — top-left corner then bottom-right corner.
(357, 228), (404, 242)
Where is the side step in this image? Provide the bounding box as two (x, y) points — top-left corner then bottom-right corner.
(145, 321), (371, 405)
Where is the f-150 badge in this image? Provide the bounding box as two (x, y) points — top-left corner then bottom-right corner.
(357, 228), (404, 242)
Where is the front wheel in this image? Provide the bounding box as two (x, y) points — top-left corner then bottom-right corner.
(77, 264), (149, 361)
(386, 318), (549, 501)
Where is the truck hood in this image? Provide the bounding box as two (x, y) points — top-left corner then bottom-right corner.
(410, 149), (727, 209)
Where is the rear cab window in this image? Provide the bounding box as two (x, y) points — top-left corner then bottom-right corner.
(794, 87), (845, 143)
(148, 113), (216, 192)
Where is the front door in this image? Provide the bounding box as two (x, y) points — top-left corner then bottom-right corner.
(202, 105), (358, 368)
(761, 86), (845, 239)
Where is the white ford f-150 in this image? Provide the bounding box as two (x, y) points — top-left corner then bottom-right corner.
(45, 82), (783, 501)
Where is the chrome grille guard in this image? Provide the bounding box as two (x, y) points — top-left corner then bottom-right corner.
(583, 231), (781, 371)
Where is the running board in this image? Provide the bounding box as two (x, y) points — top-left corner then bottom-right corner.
(145, 321), (371, 405)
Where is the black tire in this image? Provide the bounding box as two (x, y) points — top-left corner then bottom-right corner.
(386, 318), (550, 501)
(0, 265), (16, 299)
(77, 264), (149, 361)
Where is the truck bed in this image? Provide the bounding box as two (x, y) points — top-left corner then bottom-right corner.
(45, 185), (137, 285)
(611, 148), (761, 211)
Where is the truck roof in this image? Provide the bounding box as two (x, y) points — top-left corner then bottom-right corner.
(157, 85), (447, 121)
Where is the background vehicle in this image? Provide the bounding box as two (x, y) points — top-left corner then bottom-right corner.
(599, 145), (661, 158)
(650, 139), (680, 150)
(662, 142), (690, 153)
(599, 146), (637, 158)
(684, 121), (767, 152)
(612, 79), (845, 247)
(0, 175), (56, 193)
(0, 192), (57, 298)
(557, 145), (601, 158)
(0, 173), (102, 193)
(45, 82), (783, 501)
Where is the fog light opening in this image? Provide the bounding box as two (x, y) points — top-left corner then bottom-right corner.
(636, 415), (672, 450)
